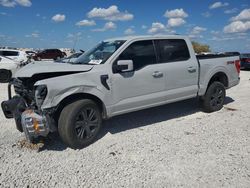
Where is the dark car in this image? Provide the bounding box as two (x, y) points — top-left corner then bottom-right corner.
(33, 49), (65, 61)
(240, 53), (250, 69)
(56, 52), (84, 63)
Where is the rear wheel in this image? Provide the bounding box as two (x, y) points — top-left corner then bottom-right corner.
(0, 69), (12, 83)
(37, 57), (41, 61)
(58, 99), (102, 149)
(55, 56), (60, 60)
(202, 81), (225, 112)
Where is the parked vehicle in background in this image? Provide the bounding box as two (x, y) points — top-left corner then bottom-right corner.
(0, 56), (20, 83)
(1, 35), (240, 149)
(25, 51), (36, 56)
(62, 52), (67, 57)
(58, 52), (84, 63)
(33, 49), (65, 61)
(0, 49), (28, 62)
(240, 53), (250, 69)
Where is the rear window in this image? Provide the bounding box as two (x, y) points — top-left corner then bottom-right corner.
(155, 39), (190, 63)
(1, 51), (19, 56)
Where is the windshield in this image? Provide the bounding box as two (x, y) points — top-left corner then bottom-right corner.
(73, 40), (125, 65)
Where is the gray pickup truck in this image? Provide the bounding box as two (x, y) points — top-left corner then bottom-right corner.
(1, 35), (240, 149)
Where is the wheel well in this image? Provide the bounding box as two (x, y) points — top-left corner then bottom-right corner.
(207, 72), (228, 88)
(53, 93), (107, 125)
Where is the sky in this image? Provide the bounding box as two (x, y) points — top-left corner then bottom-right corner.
(0, 0), (250, 53)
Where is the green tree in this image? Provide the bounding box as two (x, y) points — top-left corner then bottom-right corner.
(192, 41), (211, 54)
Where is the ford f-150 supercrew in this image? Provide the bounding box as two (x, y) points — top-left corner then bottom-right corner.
(1, 35), (240, 149)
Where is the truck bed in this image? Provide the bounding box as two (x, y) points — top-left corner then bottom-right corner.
(197, 53), (240, 96)
(196, 52), (240, 60)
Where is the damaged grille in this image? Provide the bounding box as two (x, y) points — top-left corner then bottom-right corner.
(13, 78), (24, 95)
(11, 78), (35, 105)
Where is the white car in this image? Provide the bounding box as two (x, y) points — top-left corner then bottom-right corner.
(0, 56), (19, 83)
(0, 49), (28, 63)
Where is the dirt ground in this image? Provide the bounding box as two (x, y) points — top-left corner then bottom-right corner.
(0, 70), (249, 187)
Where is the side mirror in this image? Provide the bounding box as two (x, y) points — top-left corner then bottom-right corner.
(115, 60), (134, 73)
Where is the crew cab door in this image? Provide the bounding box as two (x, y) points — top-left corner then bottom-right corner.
(110, 40), (166, 115)
(154, 39), (199, 100)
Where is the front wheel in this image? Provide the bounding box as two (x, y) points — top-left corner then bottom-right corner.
(202, 81), (226, 112)
(58, 99), (102, 149)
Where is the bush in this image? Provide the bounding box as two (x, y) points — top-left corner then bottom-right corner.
(192, 41), (211, 54)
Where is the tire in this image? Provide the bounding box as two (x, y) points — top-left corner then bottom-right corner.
(58, 99), (102, 149)
(37, 57), (41, 61)
(0, 69), (12, 83)
(202, 81), (226, 112)
(55, 56), (60, 60)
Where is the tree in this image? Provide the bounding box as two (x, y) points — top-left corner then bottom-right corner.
(192, 41), (211, 54)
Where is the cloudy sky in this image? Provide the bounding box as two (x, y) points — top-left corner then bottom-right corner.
(0, 0), (250, 52)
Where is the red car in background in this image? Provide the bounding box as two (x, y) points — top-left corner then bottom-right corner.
(240, 53), (250, 69)
(33, 49), (65, 61)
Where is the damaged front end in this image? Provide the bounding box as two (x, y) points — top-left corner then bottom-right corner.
(1, 78), (54, 142)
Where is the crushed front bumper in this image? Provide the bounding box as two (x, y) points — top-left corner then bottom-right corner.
(1, 82), (50, 142)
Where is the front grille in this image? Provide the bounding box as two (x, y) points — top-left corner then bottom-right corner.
(12, 78), (24, 95)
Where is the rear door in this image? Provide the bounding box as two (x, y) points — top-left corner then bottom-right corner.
(48, 50), (54, 59)
(41, 50), (47, 59)
(154, 39), (199, 100)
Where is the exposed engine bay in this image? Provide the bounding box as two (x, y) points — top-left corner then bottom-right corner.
(1, 76), (56, 142)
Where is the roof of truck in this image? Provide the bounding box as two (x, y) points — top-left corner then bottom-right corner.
(104, 35), (188, 42)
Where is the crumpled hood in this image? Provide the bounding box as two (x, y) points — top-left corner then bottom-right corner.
(14, 61), (93, 77)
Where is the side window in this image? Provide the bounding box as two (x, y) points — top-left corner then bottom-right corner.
(118, 40), (156, 70)
(156, 39), (190, 63)
(2, 51), (19, 56)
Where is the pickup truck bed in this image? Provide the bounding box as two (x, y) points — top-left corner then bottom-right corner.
(196, 53), (240, 96)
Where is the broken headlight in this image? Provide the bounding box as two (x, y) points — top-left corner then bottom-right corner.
(35, 85), (47, 108)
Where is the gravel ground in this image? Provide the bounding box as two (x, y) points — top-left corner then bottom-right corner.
(0, 71), (249, 187)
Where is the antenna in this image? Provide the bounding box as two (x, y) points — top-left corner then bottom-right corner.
(67, 33), (79, 64)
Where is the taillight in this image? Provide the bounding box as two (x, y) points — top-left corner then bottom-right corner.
(235, 60), (240, 74)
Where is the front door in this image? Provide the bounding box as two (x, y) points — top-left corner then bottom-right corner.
(110, 40), (166, 115)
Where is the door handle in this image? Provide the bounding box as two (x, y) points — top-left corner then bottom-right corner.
(152, 71), (163, 78)
(188, 67), (196, 73)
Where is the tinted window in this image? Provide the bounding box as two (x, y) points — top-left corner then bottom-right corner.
(1, 51), (19, 56)
(118, 40), (156, 70)
(156, 39), (190, 63)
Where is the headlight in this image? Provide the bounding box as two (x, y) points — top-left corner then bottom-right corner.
(35, 85), (47, 108)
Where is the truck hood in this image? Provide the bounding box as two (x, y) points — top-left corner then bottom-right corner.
(14, 61), (93, 78)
